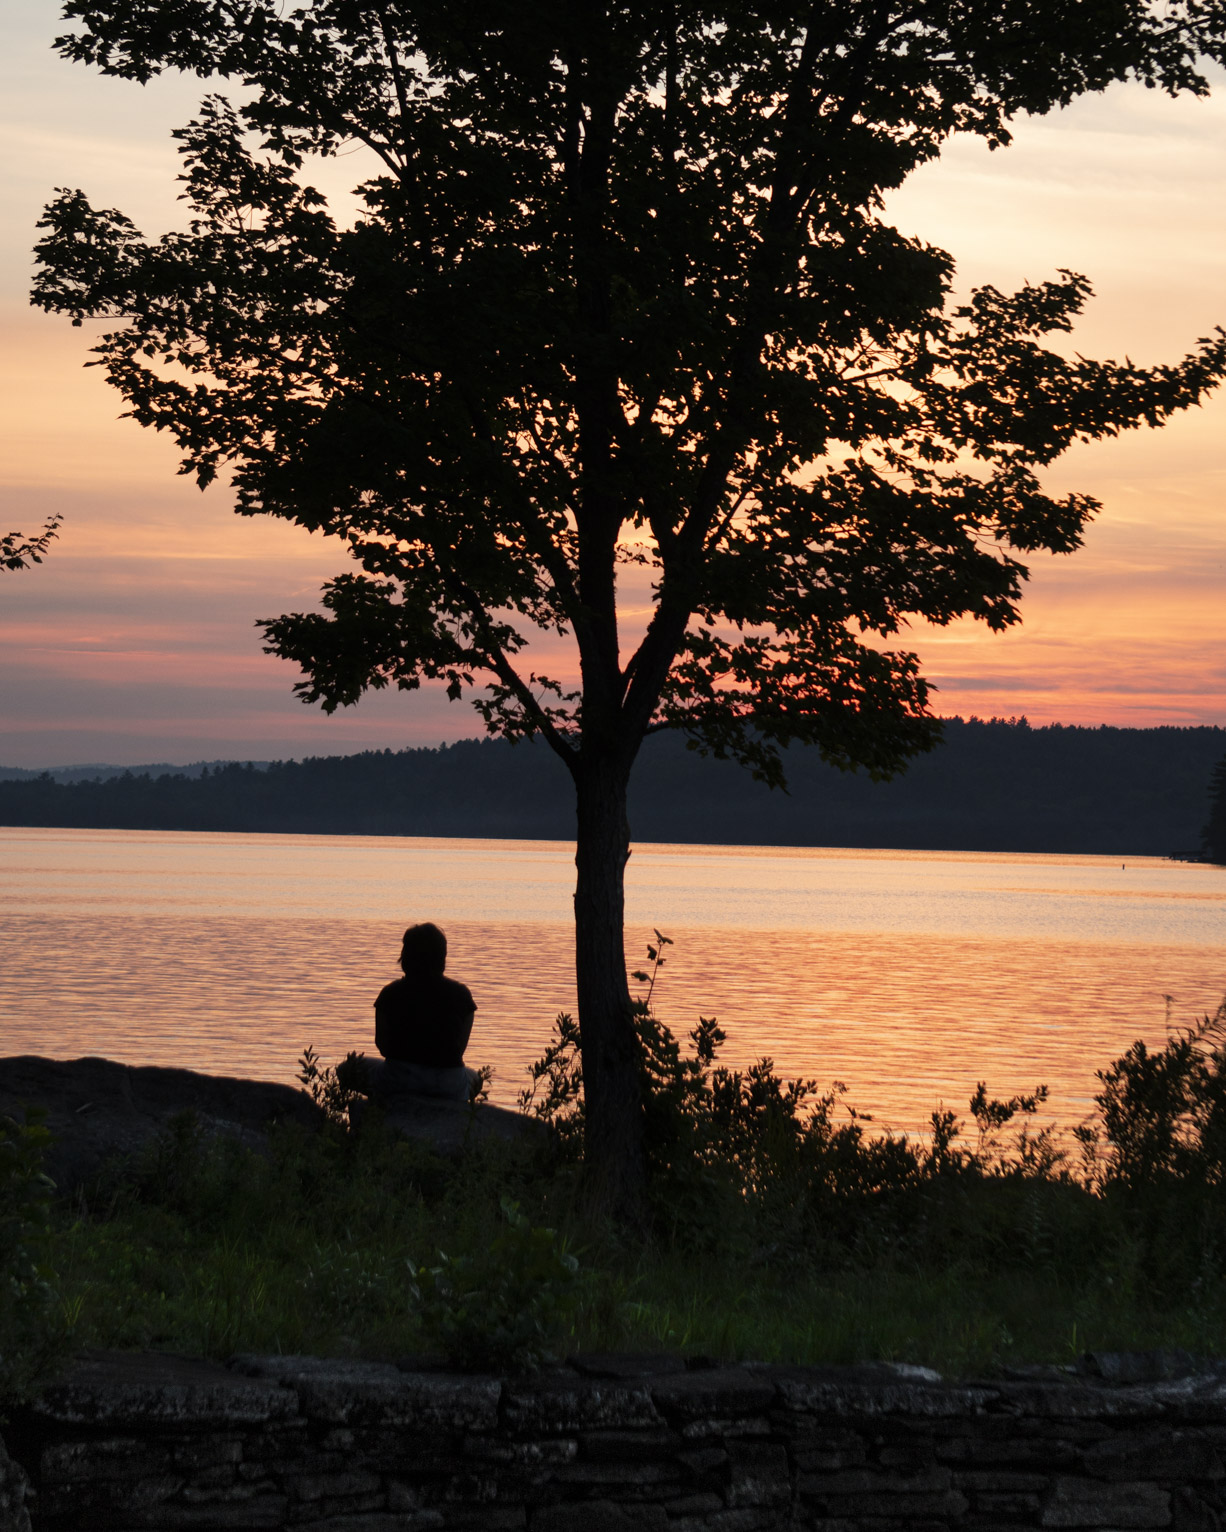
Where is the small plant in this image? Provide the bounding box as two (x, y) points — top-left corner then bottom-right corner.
(630, 930), (674, 1010)
(298, 1045), (368, 1128)
(955, 1082), (1064, 1178)
(409, 1197), (583, 1373)
(519, 1011), (585, 1154)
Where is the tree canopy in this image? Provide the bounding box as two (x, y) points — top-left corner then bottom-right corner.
(32, 0), (1226, 1209)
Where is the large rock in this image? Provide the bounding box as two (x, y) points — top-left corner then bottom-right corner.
(0, 1055), (323, 1191)
(373, 1091), (543, 1155)
(0, 1056), (537, 1192)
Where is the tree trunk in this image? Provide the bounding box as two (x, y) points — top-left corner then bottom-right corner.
(572, 750), (646, 1221)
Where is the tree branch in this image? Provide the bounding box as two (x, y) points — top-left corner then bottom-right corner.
(436, 565), (579, 764)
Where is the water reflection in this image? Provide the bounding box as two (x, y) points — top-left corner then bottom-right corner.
(2, 829), (1223, 1134)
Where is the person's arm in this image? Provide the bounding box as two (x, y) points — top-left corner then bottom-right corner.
(442, 981), (476, 1063)
(374, 985), (396, 1060)
(455, 997), (475, 1061)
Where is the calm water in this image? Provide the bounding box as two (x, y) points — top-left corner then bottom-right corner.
(2, 827), (1224, 1134)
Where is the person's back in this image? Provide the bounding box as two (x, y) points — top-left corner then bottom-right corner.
(369, 922), (478, 1103)
(375, 970), (475, 1068)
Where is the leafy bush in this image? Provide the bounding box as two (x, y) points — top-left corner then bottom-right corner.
(409, 1197), (584, 1373)
(1076, 1000), (1226, 1189)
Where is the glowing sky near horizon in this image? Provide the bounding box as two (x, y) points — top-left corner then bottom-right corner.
(1, 7), (1224, 769)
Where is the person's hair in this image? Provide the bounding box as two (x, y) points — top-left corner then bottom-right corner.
(400, 922), (447, 979)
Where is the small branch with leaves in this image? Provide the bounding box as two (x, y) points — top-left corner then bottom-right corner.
(2, 514), (62, 573)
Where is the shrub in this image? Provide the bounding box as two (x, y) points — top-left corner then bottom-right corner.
(299, 1045), (368, 1128)
(409, 1196), (583, 1373)
(1076, 999), (1226, 1189)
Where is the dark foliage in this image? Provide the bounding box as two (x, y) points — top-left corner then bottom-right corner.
(516, 957), (1226, 1307)
(23, 978), (1226, 1373)
(1076, 1002), (1226, 1189)
(1202, 754), (1226, 864)
(409, 1197), (583, 1374)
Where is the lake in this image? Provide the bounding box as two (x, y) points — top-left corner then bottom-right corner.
(2, 826), (1224, 1135)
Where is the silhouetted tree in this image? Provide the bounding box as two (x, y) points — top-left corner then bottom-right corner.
(32, 1), (1226, 1213)
(1204, 755), (1226, 865)
(2, 515), (61, 573)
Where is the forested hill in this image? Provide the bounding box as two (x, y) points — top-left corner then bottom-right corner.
(1, 719), (1222, 856)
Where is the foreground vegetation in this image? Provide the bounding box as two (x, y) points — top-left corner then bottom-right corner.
(5, 969), (1226, 1396)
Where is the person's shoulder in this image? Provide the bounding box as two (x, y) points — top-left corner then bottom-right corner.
(376, 976), (409, 1006)
(440, 975), (476, 1011)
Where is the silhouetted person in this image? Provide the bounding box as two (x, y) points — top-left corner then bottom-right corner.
(368, 922), (478, 1103)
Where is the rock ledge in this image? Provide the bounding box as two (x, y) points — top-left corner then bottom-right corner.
(0, 1054), (533, 1189)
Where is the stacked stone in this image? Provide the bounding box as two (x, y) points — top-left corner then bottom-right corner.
(5, 1349), (1226, 1529)
(0, 1433), (33, 1532)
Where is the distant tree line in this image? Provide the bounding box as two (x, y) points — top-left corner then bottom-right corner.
(1204, 753), (1226, 864)
(0, 759), (251, 785)
(2, 719), (1224, 857)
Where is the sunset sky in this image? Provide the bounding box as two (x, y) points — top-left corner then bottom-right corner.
(2, 6), (1224, 769)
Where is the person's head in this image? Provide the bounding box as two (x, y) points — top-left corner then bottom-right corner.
(400, 922), (447, 979)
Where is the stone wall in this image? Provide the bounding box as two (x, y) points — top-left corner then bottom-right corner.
(5, 1350), (1226, 1530)
(0, 1432), (32, 1532)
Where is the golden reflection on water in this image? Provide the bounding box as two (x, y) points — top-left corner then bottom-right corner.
(2, 829), (1224, 1136)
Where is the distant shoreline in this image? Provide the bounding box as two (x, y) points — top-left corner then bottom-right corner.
(1, 719), (1222, 859)
(2, 823), (1221, 868)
